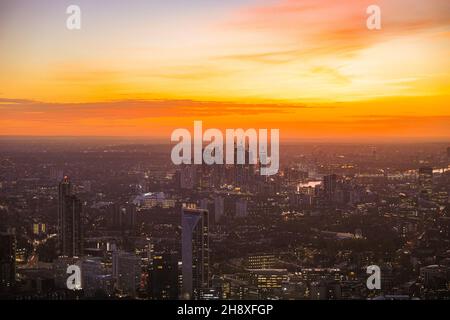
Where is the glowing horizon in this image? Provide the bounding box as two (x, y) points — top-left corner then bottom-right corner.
(0, 0), (449, 140)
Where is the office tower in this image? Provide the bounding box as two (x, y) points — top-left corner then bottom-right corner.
(148, 252), (179, 300)
(235, 198), (248, 218)
(181, 207), (209, 300)
(180, 165), (197, 190)
(418, 167), (433, 197)
(110, 203), (136, 231)
(145, 240), (154, 265)
(231, 141), (254, 189)
(58, 177), (83, 257)
(58, 176), (83, 257)
(0, 229), (16, 292)
(200, 199), (216, 227)
(247, 254), (276, 270)
(81, 257), (102, 295)
(232, 143), (253, 189)
(112, 251), (142, 297)
(248, 148), (257, 176)
(211, 164), (224, 188)
(123, 204), (137, 229)
(81, 257), (112, 298)
(32, 223), (46, 236)
(62, 195), (83, 257)
(58, 176), (72, 250)
(214, 196), (224, 224)
(235, 163), (245, 187)
(250, 269), (288, 292)
(199, 198), (210, 211)
(110, 203), (122, 229)
(323, 174), (337, 202)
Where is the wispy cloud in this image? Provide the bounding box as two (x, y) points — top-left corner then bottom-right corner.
(223, 0), (450, 59)
(0, 98), (39, 105)
(0, 98), (308, 121)
(217, 50), (299, 65)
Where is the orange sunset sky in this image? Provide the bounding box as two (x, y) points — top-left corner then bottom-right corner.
(0, 0), (449, 141)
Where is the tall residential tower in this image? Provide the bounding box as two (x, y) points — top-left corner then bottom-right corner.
(181, 206), (209, 299)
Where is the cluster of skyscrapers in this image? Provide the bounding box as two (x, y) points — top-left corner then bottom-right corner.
(0, 142), (449, 300)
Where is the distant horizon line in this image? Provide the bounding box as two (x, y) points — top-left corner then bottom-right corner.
(0, 135), (449, 145)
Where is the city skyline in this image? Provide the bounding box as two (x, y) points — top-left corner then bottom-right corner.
(1, 140), (449, 300)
